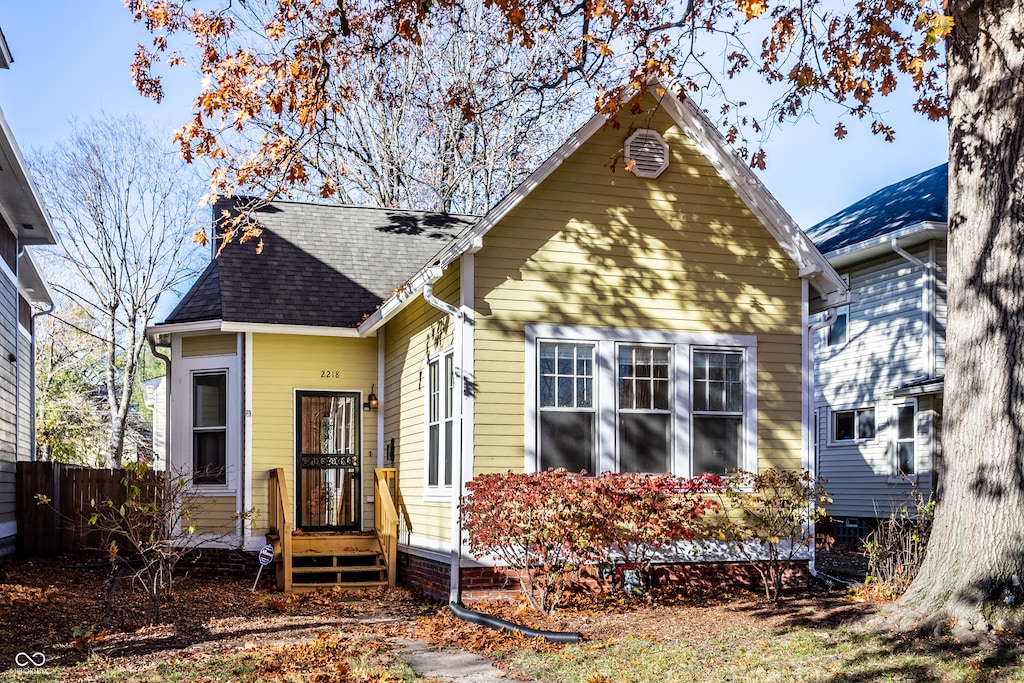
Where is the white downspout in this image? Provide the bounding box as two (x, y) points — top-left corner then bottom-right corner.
(423, 266), (465, 604)
(806, 296), (839, 586)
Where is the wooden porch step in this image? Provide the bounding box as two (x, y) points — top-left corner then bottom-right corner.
(289, 580), (389, 592)
(291, 565), (385, 575)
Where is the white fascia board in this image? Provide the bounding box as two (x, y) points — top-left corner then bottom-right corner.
(823, 222), (948, 270)
(219, 321), (361, 337)
(146, 320), (224, 346)
(17, 249), (54, 306)
(656, 84), (851, 306)
(0, 105), (56, 246)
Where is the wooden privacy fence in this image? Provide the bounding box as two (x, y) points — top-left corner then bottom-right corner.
(15, 461), (156, 557)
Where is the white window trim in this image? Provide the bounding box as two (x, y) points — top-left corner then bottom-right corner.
(170, 348), (241, 496)
(827, 404), (877, 447)
(525, 325), (758, 478)
(888, 398), (919, 483)
(423, 347), (455, 500)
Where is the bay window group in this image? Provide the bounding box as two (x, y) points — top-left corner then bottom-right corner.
(528, 326), (757, 477)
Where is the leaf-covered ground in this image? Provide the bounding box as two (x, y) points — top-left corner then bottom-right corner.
(2, 552), (1022, 682)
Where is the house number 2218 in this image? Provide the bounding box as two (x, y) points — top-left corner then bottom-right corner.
(320, 370), (340, 378)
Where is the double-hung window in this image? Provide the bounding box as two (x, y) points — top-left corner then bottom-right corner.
(692, 350), (744, 474)
(538, 342), (595, 473)
(894, 400), (917, 475)
(617, 345), (671, 473)
(831, 407), (876, 443)
(427, 350), (455, 488)
(193, 372), (227, 485)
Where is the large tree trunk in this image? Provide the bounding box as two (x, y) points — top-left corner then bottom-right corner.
(889, 0), (1024, 640)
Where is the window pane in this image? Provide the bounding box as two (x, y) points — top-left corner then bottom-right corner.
(897, 441), (915, 475)
(653, 378), (669, 409)
(193, 431), (226, 484)
(540, 412), (594, 474)
(557, 377), (574, 407)
(539, 375), (555, 407)
(829, 312), (848, 346)
(898, 405), (915, 439)
(693, 416), (741, 474)
(539, 344), (556, 374)
(445, 355), (454, 419)
(557, 345), (575, 374)
(194, 374), (226, 427)
(444, 421), (453, 486)
(429, 361), (439, 421)
(857, 409), (876, 439)
(834, 412), (855, 440)
(619, 413), (670, 473)
(428, 424), (439, 486)
(577, 377), (593, 408)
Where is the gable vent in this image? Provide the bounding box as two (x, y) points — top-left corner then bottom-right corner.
(624, 129), (669, 179)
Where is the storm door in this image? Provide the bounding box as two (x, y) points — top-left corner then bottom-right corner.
(296, 391), (361, 531)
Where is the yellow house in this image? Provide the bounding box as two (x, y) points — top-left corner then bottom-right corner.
(148, 88), (851, 598)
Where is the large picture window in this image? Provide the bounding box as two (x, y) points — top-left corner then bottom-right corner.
(528, 327), (757, 477)
(193, 372), (227, 485)
(538, 342), (595, 473)
(427, 350), (455, 488)
(692, 350), (744, 474)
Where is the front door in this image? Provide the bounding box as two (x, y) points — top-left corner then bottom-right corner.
(296, 391), (361, 531)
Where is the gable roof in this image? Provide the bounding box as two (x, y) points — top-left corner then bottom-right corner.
(806, 164), (948, 255)
(358, 82), (853, 333)
(161, 198), (473, 330)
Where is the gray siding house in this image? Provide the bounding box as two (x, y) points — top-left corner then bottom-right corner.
(0, 31), (57, 557)
(806, 164), (946, 541)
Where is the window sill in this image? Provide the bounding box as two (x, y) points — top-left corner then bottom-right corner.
(422, 487), (455, 502)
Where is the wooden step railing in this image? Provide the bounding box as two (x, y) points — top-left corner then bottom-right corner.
(268, 468), (293, 593)
(374, 468), (399, 588)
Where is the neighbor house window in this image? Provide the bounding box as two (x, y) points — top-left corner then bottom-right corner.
(538, 342), (595, 473)
(894, 400), (917, 475)
(831, 407), (875, 442)
(528, 327), (757, 477)
(692, 350), (744, 474)
(828, 307), (849, 346)
(617, 345), (671, 473)
(193, 372), (227, 485)
(427, 350), (455, 488)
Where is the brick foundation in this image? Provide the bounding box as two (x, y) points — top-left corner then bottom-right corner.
(177, 547), (254, 576)
(397, 550), (809, 602)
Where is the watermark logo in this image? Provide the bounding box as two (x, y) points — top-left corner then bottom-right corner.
(15, 652), (46, 667)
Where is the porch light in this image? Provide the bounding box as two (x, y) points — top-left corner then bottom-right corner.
(364, 384), (379, 411)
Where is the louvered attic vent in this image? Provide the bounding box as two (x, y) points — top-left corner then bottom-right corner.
(624, 129), (669, 179)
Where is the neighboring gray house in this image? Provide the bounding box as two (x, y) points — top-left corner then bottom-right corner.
(0, 34), (57, 556)
(806, 164), (946, 542)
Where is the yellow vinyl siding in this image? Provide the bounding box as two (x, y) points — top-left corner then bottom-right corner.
(382, 266), (460, 546)
(181, 334), (237, 357)
(473, 103), (804, 476)
(248, 334), (378, 540)
(186, 496), (240, 536)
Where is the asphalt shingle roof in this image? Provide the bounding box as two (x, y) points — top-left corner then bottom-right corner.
(164, 198), (474, 328)
(805, 163), (947, 254)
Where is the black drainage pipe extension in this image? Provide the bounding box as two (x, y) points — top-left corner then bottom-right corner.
(448, 602), (582, 644)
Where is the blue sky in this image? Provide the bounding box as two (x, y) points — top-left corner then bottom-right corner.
(0, 2), (949, 229)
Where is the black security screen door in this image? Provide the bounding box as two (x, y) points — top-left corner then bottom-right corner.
(296, 391), (360, 530)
